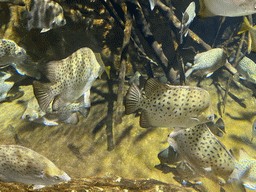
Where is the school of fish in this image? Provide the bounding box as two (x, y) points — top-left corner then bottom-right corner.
(1, 0), (256, 190)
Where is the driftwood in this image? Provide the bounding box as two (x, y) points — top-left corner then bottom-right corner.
(130, 1), (177, 83)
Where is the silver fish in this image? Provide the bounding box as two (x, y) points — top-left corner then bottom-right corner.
(168, 124), (235, 185)
(185, 48), (228, 78)
(230, 148), (256, 190)
(0, 39), (40, 78)
(33, 47), (105, 112)
(0, 145), (71, 189)
(27, 0), (66, 33)
(125, 78), (214, 128)
(199, 0), (256, 17)
(236, 56), (256, 84)
(0, 72), (14, 102)
(180, 2), (196, 44)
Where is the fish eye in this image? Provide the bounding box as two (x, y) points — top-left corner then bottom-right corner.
(16, 51), (22, 56)
(254, 3), (256, 10)
(254, 126), (256, 131)
(53, 176), (60, 180)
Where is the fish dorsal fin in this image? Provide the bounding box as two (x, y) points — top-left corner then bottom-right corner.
(203, 167), (212, 172)
(239, 148), (251, 162)
(140, 110), (152, 128)
(144, 78), (169, 97)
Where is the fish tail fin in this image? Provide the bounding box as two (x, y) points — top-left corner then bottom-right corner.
(78, 107), (90, 118)
(238, 17), (251, 34)
(125, 83), (142, 114)
(33, 81), (54, 112)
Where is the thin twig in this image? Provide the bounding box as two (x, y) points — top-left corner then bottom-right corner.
(222, 33), (245, 114)
(131, 1), (177, 83)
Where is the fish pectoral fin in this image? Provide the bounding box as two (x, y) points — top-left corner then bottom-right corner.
(33, 185), (46, 190)
(52, 97), (67, 111)
(244, 183), (256, 190)
(239, 148), (251, 162)
(190, 117), (199, 122)
(140, 110), (152, 128)
(40, 28), (51, 33)
(206, 72), (214, 78)
(33, 81), (54, 112)
(185, 68), (194, 78)
(125, 83), (142, 114)
(203, 167), (212, 172)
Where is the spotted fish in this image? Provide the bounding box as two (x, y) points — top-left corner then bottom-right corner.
(236, 56), (256, 84)
(125, 78), (214, 128)
(167, 124), (235, 185)
(198, 0), (256, 17)
(33, 47), (105, 112)
(0, 39), (40, 78)
(0, 145), (71, 190)
(230, 148), (256, 190)
(27, 0), (66, 33)
(22, 96), (89, 126)
(185, 48), (228, 78)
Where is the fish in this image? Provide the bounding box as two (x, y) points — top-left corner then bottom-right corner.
(198, 0), (256, 17)
(27, 0), (66, 33)
(180, 2), (196, 44)
(0, 39), (40, 79)
(0, 72), (14, 102)
(22, 95), (89, 126)
(125, 78), (214, 128)
(252, 119), (256, 141)
(175, 161), (202, 186)
(230, 148), (256, 190)
(0, 145), (71, 189)
(157, 146), (179, 165)
(33, 47), (105, 112)
(185, 48), (228, 78)
(238, 17), (256, 53)
(236, 56), (256, 84)
(148, 0), (157, 10)
(167, 123), (236, 185)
